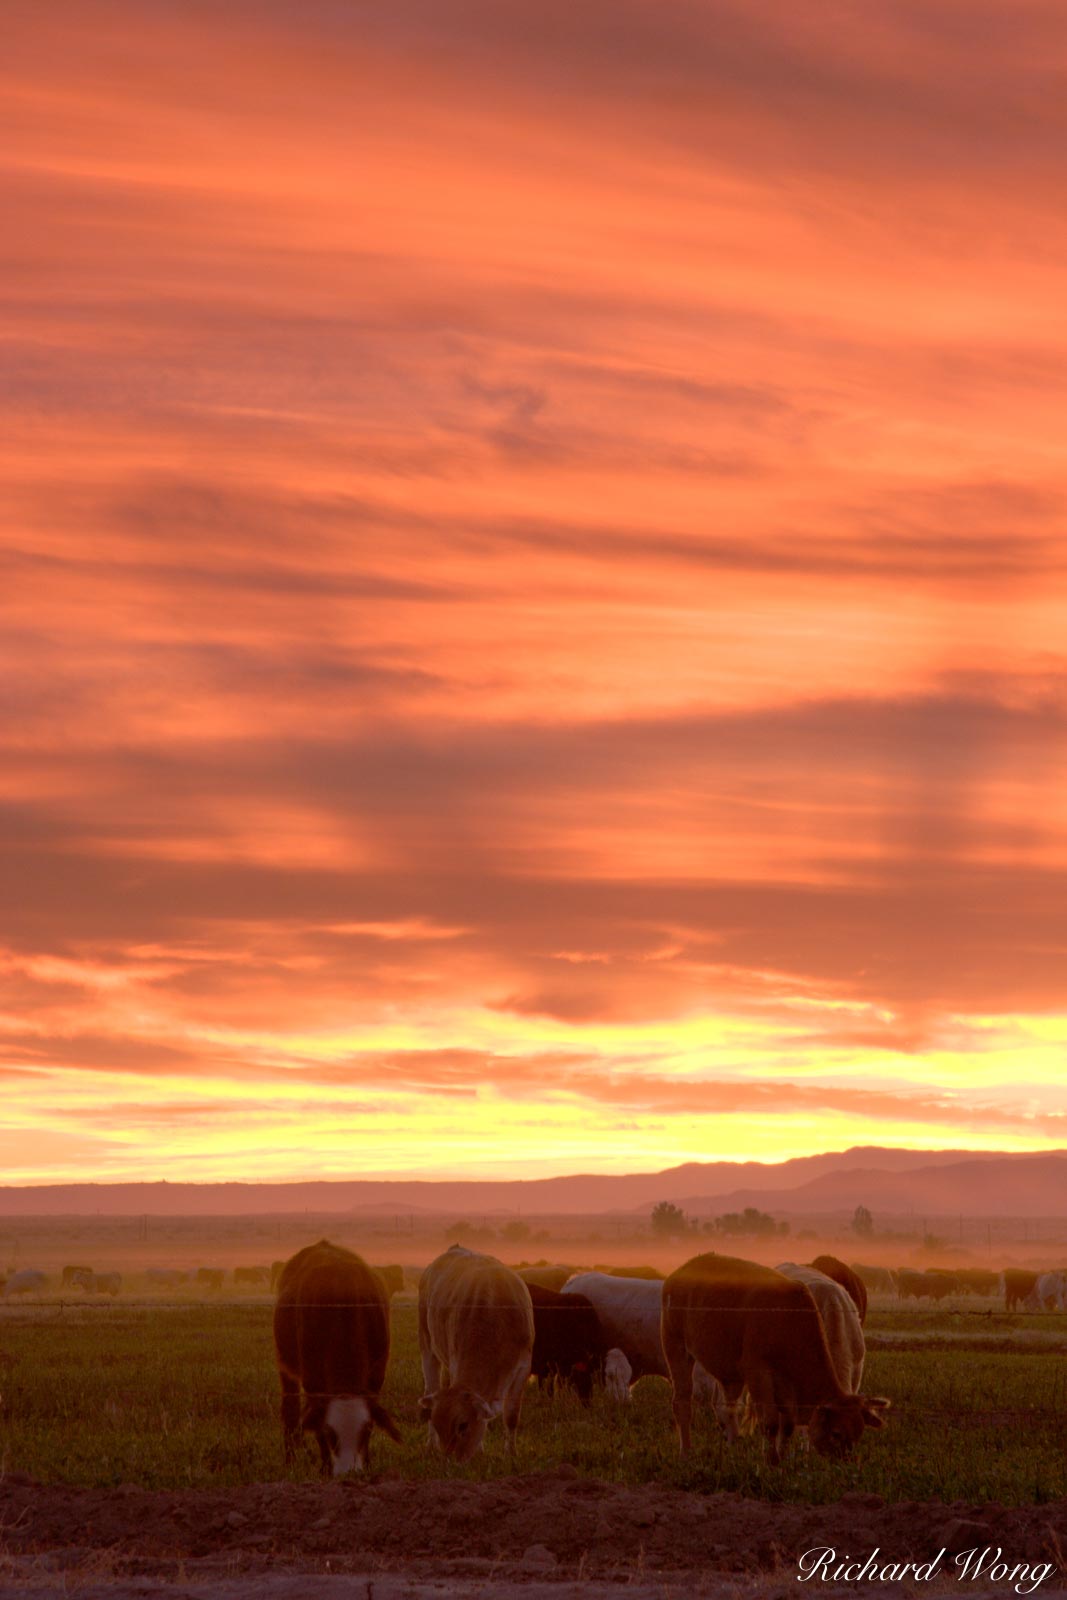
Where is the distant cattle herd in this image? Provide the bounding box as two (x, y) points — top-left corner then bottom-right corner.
(1, 1245), (1065, 1478)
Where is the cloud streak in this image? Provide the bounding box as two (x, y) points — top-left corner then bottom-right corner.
(3, 0), (1067, 1178)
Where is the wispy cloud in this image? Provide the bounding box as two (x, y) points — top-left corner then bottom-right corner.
(3, 0), (1067, 1178)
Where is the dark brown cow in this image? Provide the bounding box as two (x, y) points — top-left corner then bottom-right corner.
(273, 1239), (401, 1476)
(808, 1255), (867, 1325)
(374, 1264), (405, 1298)
(661, 1252), (889, 1465)
(1003, 1267), (1039, 1312)
(526, 1283), (604, 1402)
(234, 1265), (270, 1287)
(518, 1266), (573, 1293)
(955, 1268), (999, 1298)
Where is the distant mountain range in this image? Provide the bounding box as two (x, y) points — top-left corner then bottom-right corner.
(2, 1146), (1066, 1218)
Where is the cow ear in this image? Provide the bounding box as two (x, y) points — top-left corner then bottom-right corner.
(369, 1398), (403, 1443)
(301, 1397), (325, 1433)
(860, 1396), (891, 1426)
(417, 1393), (437, 1422)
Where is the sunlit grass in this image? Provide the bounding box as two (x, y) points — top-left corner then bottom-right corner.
(1, 1296), (1064, 1502)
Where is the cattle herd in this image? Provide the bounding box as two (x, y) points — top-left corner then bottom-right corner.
(2, 1243), (1065, 1484)
(266, 1241), (888, 1477)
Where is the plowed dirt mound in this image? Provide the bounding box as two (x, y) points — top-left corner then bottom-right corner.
(1, 1473), (1065, 1587)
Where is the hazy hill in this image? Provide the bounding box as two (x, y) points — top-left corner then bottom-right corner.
(672, 1153), (1067, 1221)
(1, 1146), (1064, 1217)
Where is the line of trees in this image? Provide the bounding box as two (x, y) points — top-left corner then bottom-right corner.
(650, 1201), (789, 1239)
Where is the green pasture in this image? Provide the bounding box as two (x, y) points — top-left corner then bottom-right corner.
(1, 1295), (1064, 1503)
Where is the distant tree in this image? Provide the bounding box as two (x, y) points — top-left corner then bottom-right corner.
(712, 1206), (781, 1238)
(852, 1205), (874, 1238)
(500, 1219), (531, 1244)
(650, 1201), (689, 1238)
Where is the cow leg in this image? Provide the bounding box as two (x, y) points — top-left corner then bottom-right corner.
(717, 1380), (745, 1444)
(745, 1367), (788, 1465)
(279, 1374), (301, 1465)
(502, 1359), (529, 1456)
(417, 1300), (439, 1398)
(669, 1355), (695, 1454)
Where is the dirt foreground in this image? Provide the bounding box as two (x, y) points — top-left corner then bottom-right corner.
(1, 1474), (1065, 1599)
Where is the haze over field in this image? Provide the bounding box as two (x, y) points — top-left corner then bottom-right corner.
(4, 2), (1067, 1183)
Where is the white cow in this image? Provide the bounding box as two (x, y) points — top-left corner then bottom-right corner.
(3, 1269), (47, 1298)
(564, 1271), (739, 1438)
(775, 1263), (865, 1392)
(1034, 1270), (1067, 1311)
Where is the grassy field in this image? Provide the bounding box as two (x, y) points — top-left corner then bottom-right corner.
(1, 1293), (1065, 1504)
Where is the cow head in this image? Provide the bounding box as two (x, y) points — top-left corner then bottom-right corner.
(603, 1348), (633, 1402)
(301, 1394), (402, 1476)
(418, 1386), (496, 1461)
(809, 1394), (890, 1460)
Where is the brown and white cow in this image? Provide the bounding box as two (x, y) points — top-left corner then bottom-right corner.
(273, 1239), (401, 1476)
(418, 1244), (534, 1461)
(776, 1263), (865, 1393)
(661, 1252), (889, 1466)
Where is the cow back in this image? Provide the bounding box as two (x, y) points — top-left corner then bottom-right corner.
(808, 1254), (868, 1324)
(274, 1240), (390, 1399)
(420, 1246), (533, 1393)
(663, 1252), (842, 1406)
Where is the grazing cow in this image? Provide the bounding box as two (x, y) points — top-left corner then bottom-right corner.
(195, 1268), (225, 1292)
(234, 1266), (271, 1287)
(955, 1268), (999, 1298)
(273, 1239), (401, 1476)
(851, 1263), (896, 1296)
(1034, 1270), (1067, 1311)
(563, 1273), (666, 1382)
(776, 1264), (865, 1392)
(3, 1270), (47, 1298)
(418, 1244), (534, 1460)
(526, 1283), (604, 1403)
(374, 1265), (405, 1299)
(661, 1252), (889, 1465)
(921, 1269), (959, 1301)
(1001, 1267), (1039, 1312)
(896, 1268), (925, 1300)
(145, 1268), (187, 1288)
(93, 1272), (122, 1297)
(808, 1255), (867, 1325)
(61, 1264), (94, 1289)
(564, 1270), (738, 1435)
(518, 1266), (574, 1293)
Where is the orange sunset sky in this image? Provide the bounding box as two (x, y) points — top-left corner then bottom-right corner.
(4, 1), (1067, 1184)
